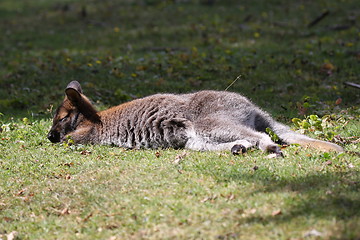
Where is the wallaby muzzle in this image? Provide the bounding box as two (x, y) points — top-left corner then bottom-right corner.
(47, 130), (60, 143)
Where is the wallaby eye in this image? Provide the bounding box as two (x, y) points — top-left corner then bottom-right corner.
(59, 115), (69, 122)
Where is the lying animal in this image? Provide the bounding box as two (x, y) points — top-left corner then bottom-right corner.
(47, 81), (343, 155)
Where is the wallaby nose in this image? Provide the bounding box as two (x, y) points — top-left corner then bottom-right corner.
(47, 131), (60, 143)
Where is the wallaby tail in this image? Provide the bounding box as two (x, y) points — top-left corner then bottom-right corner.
(270, 121), (344, 152)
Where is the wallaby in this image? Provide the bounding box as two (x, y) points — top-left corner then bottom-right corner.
(47, 81), (344, 156)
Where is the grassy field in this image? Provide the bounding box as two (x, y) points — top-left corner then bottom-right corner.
(1, 0), (360, 239)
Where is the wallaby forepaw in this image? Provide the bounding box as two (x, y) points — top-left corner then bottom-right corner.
(231, 144), (247, 155)
(266, 145), (284, 158)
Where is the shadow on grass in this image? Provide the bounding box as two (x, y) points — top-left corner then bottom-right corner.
(220, 168), (360, 223)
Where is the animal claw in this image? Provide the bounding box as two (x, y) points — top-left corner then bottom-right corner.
(231, 144), (247, 155)
(266, 145), (284, 158)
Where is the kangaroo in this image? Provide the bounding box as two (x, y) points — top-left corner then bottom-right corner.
(47, 81), (344, 156)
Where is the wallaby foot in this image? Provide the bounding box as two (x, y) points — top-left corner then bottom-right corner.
(231, 144), (247, 155)
(266, 145), (284, 158)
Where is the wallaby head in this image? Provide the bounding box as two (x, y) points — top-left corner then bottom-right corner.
(47, 81), (100, 143)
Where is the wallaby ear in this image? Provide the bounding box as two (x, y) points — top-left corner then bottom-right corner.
(64, 81), (101, 123)
(65, 87), (82, 106)
(66, 81), (82, 93)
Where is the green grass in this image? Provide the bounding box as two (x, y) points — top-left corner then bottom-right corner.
(0, 0), (359, 239)
(1, 118), (359, 239)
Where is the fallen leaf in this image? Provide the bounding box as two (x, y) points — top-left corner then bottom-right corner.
(201, 195), (217, 203)
(335, 98), (342, 105)
(325, 160), (332, 165)
(272, 209), (282, 216)
(62, 162), (74, 167)
(80, 150), (91, 155)
(3, 217), (14, 222)
(6, 231), (18, 240)
(173, 151), (188, 164)
(321, 63), (335, 71)
(16, 189), (26, 196)
(320, 63), (335, 75)
(22, 192), (35, 202)
(155, 151), (161, 158)
(106, 224), (119, 230)
(61, 207), (70, 215)
(326, 190), (333, 195)
(201, 197), (210, 203)
(242, 208), (257, 216)
(304, 229), (322, 237)
(227, 193), (235, 201)
(83, 212), (93, 222)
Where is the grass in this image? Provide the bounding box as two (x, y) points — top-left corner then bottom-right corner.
(0, 0), (359, 239)
(1, 119), (359, 239)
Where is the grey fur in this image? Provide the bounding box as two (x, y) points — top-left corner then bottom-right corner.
(48, 81), (344, 154)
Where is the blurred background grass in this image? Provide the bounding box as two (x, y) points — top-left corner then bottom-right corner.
(0, 0), (359, 119)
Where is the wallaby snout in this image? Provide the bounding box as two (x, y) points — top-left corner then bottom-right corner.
(47, 130), (60, 143)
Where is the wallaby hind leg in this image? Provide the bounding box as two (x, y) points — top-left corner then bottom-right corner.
(185, 138), (253, 152)
(185, 118), (282, 155)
